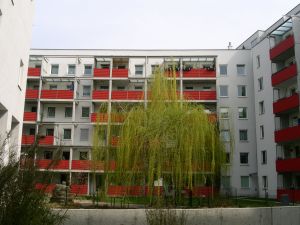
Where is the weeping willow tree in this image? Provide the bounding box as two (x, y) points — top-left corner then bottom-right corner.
(93, 68), (226, 204)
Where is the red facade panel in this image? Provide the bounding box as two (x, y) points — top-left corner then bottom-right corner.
(183, 69), (216, 78)
(40, 90), (73, 99)
(275, 125), (300, 143)
(272, 64), (297, 86)
(70, 184), (88, 195)
(273, 94), (299, 114)
(112, 69), (128, 78)
(183, 91), (216, 100)
(36, 159), (69, 170)
(27, 68), (41, 77)
(94, 68), (110, 77)
(276, 158), (300, 172)
(270, 35), (295, 60)
(111, 91), (144, 100)
(277, 189), (300, 202)
(23, 112), (37, 121)
(25, 89), (39, 99)
(92, 91), (109, 100)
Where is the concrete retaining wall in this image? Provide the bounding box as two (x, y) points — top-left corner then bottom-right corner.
(61, 207), (300, 225)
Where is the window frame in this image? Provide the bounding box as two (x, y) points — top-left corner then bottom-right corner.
(219, 85), (229, 97)
(259, 101), (265, 115)
(241, 176), (250, 189)
(239, 129), (248, 142)
(237, 64), (246, 76)
(51, 64), (59, 75)
(65, 107), (73, 118)
(68, 64), (76, 75)
(238, 107), (248, 119)
(261, 150), (267, 164)
(81, 107), (90, 118)
(135, 65), (144, 76)
(237, 85), (247, 97)
(47, 107), (56, 118)
(63, 129), (72, 140)
(219, 107), (229, 119)
(84, 64), (93, 75)
(219, 64), (228, 76)
(80, 128), (89, 142)
(240, 152), (249, 165)
(82, 85), (91, 97)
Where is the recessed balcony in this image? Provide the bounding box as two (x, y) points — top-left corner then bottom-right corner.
(92, 90), (109, 100)
(22, 135), (54, 146)
(70, 184), (88, 195)
(275, 125), (300, 143)
(25, 89), (39, 99)
(111, 91), (144, 100)
(27, 68), (41, 77)
(270, 35), (295, 61)
(273, 93), (299, 114)
(36, 159), (69, 170)
(94, 68), (129, 78)
(112, 68), (128, 78)
(40, 90), (73, 99)
(94, 68), (110, 78)
(183, 91), (216, 101)
(183, 69), (216, 78)
(276, 158), (300, 173)
(71, 160), (116, 171)
(272, 64), (297, 86)
(23, 112), (37, 122)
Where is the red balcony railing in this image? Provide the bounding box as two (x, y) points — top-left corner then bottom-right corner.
(183, 69), (216, 78)
(183, 91), (216, 101)
(27, 68), (41, 77)
(36, 159), (69, 170)
(272, 64), (297, 86)
(275, 125), (300, 143)
(111, 91), (144, 100)
(94, 68), (110, 77)
(273, 93), (299, 114)
(276, 158), (300, 172)
(92, 90), (109, 100)
(277, 189), (300, 202)
(270, 35), (295, 60)
(90, 113), (125, 123)
(22, 135), (54, 146)
(40, 90), (73, 99)
(25, 89), (39, 99)
(35, 183), (56, 193)
(70, 184), (88, 195)
(71, 160), (116, 171)
(23, 112), (37, 121)
(112, 68), (128, 78)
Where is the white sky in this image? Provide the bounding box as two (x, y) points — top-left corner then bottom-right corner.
(31, 0), (300, 49)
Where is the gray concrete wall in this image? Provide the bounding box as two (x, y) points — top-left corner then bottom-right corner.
(61, 206), (300, 225)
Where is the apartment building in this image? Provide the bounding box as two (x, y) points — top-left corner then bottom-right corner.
(0, 0), (34, 160)
(22, 4), (300, 201)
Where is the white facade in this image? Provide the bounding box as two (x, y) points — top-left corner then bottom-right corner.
(0, 0), (34, 159)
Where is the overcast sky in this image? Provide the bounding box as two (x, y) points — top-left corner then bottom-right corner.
(31, 0), (300, 49)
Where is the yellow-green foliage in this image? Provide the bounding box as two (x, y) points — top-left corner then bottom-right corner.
(93, 69), (226, 197)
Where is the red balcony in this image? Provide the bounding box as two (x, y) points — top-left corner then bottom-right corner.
(277, 189), (300, 202)
(36, 159), (69, 170)
(71, 160), (116, 171)
(275, 125), (300, 143)
(22, 135), (54, 146)
(183, 69), (216, 78)
(23, 112), (37, 122)
(28, 68), (41, 77)
(111, 91), (144, 100)
(92, 90), (109, 100)
(70, 184), (88, 195)
(270, 35), (295, 60)
(90, 113), (125, 123)
(272, 64), (297, 86)
(183, 91), (217, 101)
(273, 93), (299, 114)
(35, 183), (56, 193)
(276, 158), (300, 172)
(112, 68), (128, 78)
(41, 90), (73, 99)
(25, 89), (39, 99)
(94, 68), (110, 78)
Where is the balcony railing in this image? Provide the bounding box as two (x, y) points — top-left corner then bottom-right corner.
(23, 112), (37, 122)
(183, 69), (216, 78)
(272, 64), (297, 86)
(111, 91), (144, 100)
(276, 158), (300, 172)
(71, 160), (116, 171)
(25, 89), (39, 99)
(273, 93), (299, 114)
(35, 183), (56, 193)
(270, 35), (295, 60)
(112, 68), (128, 78)
(27, 68), (41, 77)
(183, 91), (216, 101)
(70, 184), (88, 195)
(36, 159), (69, 170)
(92, 90), (109, 100)
(94, 68), (110, 77)
(277, 189), (300, 202)
(90, 113), (125, 123)
(40, 90), (73, 99)
(275, 125), (300, 143)
(22, 135), (54, 146)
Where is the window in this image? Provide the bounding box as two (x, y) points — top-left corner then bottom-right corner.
(203, 86), (211, 90)
(134, 86), (143, 90)
(49, 85), (57, 90)
(259, 101), (265, 114)
(240, 153), (249, 164)
(66, 84), (74, 90)
(68, 64), (76, 75)
(83, 85), (91, 97)
(51, 64), (59, 75)
(260, 125), (264, 139)
(241, 176), (250, 188)
(238, 107), (247, 119)
(63, 129), (72, 140)
(84, 64), (93, 75)
(237, 85), (247, 97)
(46, 128), (54, 136)
(237, 64), (246, 75)
(47, 107), (55, 118)
(222, 176), (230, 189)
(256, 55), (261, 68)
(100, 85), (109, 90)
(81, 107), (90, 118)
(151, 65), (159, 74)
(117, 86), (125, 90)
(65, 107), (72, 118)
(261, 151), (267, 164)
(258, 77), (263, 91)
(219, 85), (228, 97)
(135, 65), (143, 76)
(220, 108), (229, 119)
(100, 64), (110, 69)
(220, 130), (230, 142)
(239, 129), (248, 141)
(219, 64), (228, 76)
(185, 86), (194, 90)
(44, 151), (52, 160)
(225, 152), (230, 164)
(262, 176), (268, 189)
(80, 128), (89, 141)
(79, 152), (88, 160)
